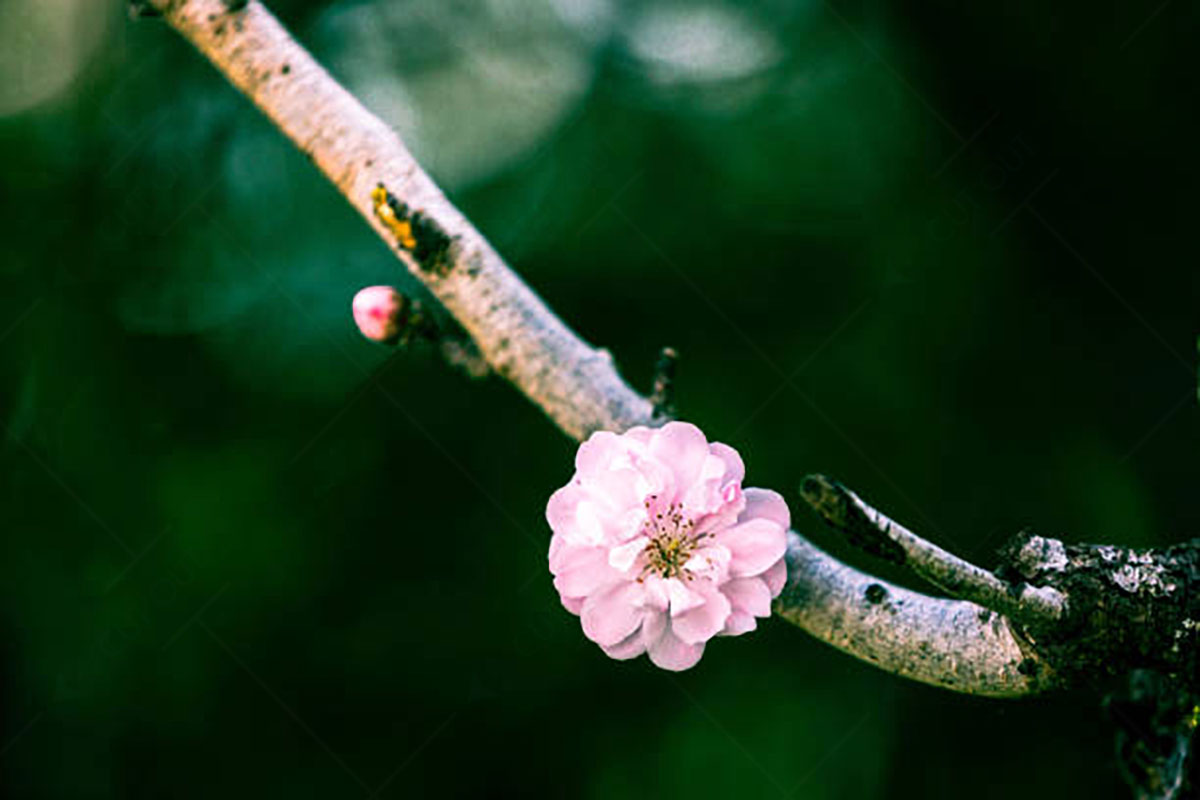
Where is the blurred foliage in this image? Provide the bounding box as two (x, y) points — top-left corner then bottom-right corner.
(1, 0), (1197, 797)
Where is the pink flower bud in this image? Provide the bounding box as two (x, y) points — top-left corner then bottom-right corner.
(352, 286), (404, 344)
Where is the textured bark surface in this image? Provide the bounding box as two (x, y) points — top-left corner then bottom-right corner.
(999, 534), (1200, 688)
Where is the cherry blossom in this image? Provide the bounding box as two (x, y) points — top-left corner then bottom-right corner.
(547, 422), (790, 670)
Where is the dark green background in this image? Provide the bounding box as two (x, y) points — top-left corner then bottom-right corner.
(2, 1), (1197, 797)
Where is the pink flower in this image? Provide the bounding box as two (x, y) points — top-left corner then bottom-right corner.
(352, 286), (404, 344)
(547, 421), (790, 671)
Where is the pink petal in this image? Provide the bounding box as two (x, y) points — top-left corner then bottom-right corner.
(574, 431), (628, 476)
(763, 558), (788, 597)
(646, 624), (706, 671)
(693, 489), (746, 535)
(561, 595), (585, 614)
(683, 544), (731, 583)
(648, 422), (711, 501)
(719, 518), (788, 578)
(602, 627), (647, 660)
(740, 487), (791, 530)
(546, 486), (607, 546)
(722, 577), (772, 618)
(664, 578), (705, 616)
(608, 536), (648, 572)
(709, 442), (745, 486)
(722, 612), (757, 635)
(680, 453), (734, 514)
(549, 543), (595, 575)
(621, 426), (655, 446)
(642, 607), (667, 644)
(581, 467), (644, 517)
(553, 549), (620, 599)
(581, 582), (646, 646)
(671, 584), (732, 645)
(640, 576), (670, 612)
(546, 484), (583, 536)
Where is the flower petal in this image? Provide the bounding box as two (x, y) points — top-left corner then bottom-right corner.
(602, 626), (648, 660)
(553, 548), (620, 599)
(722, 612), (757, 636)
(680, 453), (735, 515)
(608, 536), (648, 573)
(581, 467), (644, 517)
(546, 483), (584, 536)
(581, 582), (646, 646)
(664, 577), (705, 616)
(622, 426), (655, 445)
(723, 577), (772, 618)
(671, 584), (732, 645)
(719, 518), (788, 578)
(648, 422), (711, 501)
(549, 539), (594, 574)
(740, 487), (791, 529)
(574, 431), (627, 476)
(642, 607), (667, 644)
(683, 544), (731, 583)
(763, 558), (788, 597)
(640, 576), (670, 612)
(646, 624), (706, 671)
(546, 486), (610, 547)
(709, 442), (745, 486)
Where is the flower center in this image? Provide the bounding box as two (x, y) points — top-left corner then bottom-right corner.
(639, 496), (707, 580)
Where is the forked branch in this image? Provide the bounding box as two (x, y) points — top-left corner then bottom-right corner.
(799, 474), (1066, 625)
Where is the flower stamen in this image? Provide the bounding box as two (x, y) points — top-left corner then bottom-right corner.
(638, 498), (708, 580)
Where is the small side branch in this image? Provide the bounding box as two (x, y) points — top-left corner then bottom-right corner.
(352, 285), (489, 378)
(799, 474), (1066, 626)
(649, 347), (678, 419)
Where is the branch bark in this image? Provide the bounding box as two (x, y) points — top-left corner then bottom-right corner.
(799, 474), (1066, 625)
(777, 533), (1048, 696)
(147, 0), (652, 441)
(142, 0), (1191, 704)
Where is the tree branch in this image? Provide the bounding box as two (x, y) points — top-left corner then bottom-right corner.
(799, 474), (1066, 626)
(146, 0), (652, 441)
(777, 533), (1049, 697)
(145, 0), (1191, 703)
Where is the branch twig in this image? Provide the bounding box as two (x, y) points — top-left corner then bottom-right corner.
(799, 474), (1066, 626)
(649, 346), (678, 419)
